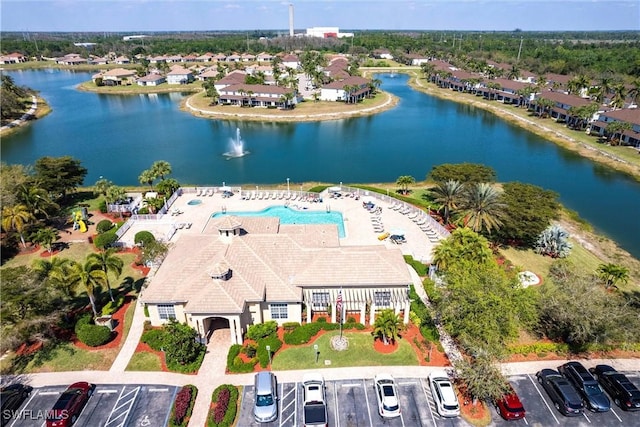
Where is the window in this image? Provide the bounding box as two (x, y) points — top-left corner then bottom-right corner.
(374, 291), (391, 307)
(157, 304), (176, 320)
(270, 303), (288, 320)
(311, 292), (330, 307)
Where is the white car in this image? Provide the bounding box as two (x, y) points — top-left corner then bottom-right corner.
(429, 370), (460, 417)
(374, 373), (401, 418)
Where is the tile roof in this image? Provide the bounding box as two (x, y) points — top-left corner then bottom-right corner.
(600, 108), (640, 126)
(323, 76), (370, 89)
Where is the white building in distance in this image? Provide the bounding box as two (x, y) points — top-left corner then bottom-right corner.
(302, 27), (354, 39)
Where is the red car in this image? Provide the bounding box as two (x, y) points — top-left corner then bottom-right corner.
(495, 385), (526, 421)
(46, 382), (95, 427)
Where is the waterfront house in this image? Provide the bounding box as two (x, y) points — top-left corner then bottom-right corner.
(114, 56), (130, 64)
(137, 73), (166, 87)
(531, 91), (593, 122)
(167, 66), (194, 84)
(55, 53), (88, 65)
(99, 68), (137, 85)
(217, 83), (296, 108)
(214, 70), (247, 92)
(0, 52), (27, 64)
(590, 108), (640, 146)
(141, 217), (411, 345)
(320, 76), (371, 102)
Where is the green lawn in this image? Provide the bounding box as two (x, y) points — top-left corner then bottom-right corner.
(6, 342), (117, 373)
(271, 331), (418, 370)
(126, 351), (162, 371)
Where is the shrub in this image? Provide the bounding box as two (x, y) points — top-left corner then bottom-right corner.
(404, 255), (429, 276)
(143, 320), (152, 331)
(169, 385), (197, 427)
(246, 321), (277, 341)
(101, 295), (125, 315)
(143, 305), (150, 318)
(347, 316), (357, 323)
(94, 231), (117, 250)
(208, 384), (239, 427)
(141, 329), (167, 351)
(164, 320), (205, 367)
(226, 344), (256, 373)
(99, 200), (107, 213)
(242, 343), (257, 358)
(134, 230), (156, 246)
(257, 336), (282, 368)
(74, 315), (112, 347)
(316, 317), (327, 323)
(284, 323), (322, 345)
(96, 219), (114, 234)
(282, 322), (300, 331)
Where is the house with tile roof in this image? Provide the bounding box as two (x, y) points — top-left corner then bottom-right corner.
(282, 54), (301, 70)
(167, 66), (194, 84)
(55, 53), (88, 65)
(218, 84), (296, 108)
(137, 73), (166, 87)
(257, 52), (274, 63)
(531, 90), (594, 122)
(0, 52), (27, 64)
(97, 68), (137, 85)
(320, 76), (371, 102)
(214, 70), (247, 92)
(114, 56), (130, 64)
(590, 108), (640, 146)
(141, 217), (411, 344)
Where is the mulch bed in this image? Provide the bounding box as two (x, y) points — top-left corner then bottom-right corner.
(72, 295), (134, 351)
(373, 337), (398, 354)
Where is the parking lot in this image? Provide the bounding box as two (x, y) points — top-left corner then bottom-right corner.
(237, 372), (640, 427)
(5, 384), (178, 427)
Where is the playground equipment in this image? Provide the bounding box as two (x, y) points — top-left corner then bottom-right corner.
(73, 211), (87, 233)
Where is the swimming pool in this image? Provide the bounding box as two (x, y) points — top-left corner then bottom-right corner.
(212, 205), (346, 238)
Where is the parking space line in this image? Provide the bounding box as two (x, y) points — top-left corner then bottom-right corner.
(8, 390), (39, 427)
(97, 390), (119, 394)
(37, 391), (60, 395)
(527, 374), (559, 425)
(582, 411), (591, 423)
(333, 381), (340, 427)
(419, 378), (438, 426)
(398, 381), (416, 385)
(149, 388), (169, 392)
(361, 379), (374, 427)
(610, 407), (623, 422)
(341, 383), (361, 387)
(104, 386), (141, 427)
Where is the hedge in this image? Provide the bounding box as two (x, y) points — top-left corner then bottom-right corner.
(208, 384), (239, 427)
(226, 344), (257, 373)
(141, 329), (166, 351)
(169, 385), (197, 427)
(94, 230), (117, 250)
(404, 255), (428, 276)
(96, 219), (114, 234)
(101, 295), (125, 315)
(74, 314), (112, 347)
(134, 230), (155, 246)
(257, 336), (283, 368)
(166, 348), (205, 374)
(99, 200), (107, 213)
(246, 321), (277, 341)
(409, 285), (439, 344)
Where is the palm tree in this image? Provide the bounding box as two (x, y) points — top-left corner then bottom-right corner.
(151, 160), (172, 181)
(17, 184), (58, 220)
(596, 263), (629, 289)
(628, 78), (640, 106)
(430, 180), (464, 225)
(32, 227), (59, 253)
(534, 97), (555, 118)
(421, 63), (436, 81)
(88, 248), (124, 302)
(459, 183), (505, 234)
(33, 257), (72, 296)
(610, 83), (627, 109)
(373, 309), (403, 345)
(66, 259), (108, 317)
(94, 178), (113, 197)
(507, 64), (520, 80)
(1, 204), (35, 248)
(432, 228), (493, 271)
(395, 176), (415, 195)
(138, 169), (155, 190)
(605, 121), (632, 145)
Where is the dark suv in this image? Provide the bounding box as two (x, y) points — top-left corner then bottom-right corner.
(589, 365), (640, 411)
(558, 361), (610, 412)
(536, 369), (584, 416)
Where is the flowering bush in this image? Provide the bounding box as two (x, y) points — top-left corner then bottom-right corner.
(169, 385), (197, 427)
(208, 385), (239, 427)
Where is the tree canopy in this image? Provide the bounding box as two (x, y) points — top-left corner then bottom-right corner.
(34, 156), (87, 199)
(428, 163), (496, 184)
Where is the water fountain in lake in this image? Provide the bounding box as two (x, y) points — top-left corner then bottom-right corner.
(224, 127), (249, 158)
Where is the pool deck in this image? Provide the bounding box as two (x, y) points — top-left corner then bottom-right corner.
(118, 188), (444, 263)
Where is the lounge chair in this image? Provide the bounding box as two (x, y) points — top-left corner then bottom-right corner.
(207, 189), (213, 196)
(272, 192), (278, 200)
(195, 188), (201, 196)
(408, 212), (419, 220)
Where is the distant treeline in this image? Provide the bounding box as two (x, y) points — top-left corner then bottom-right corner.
(2, 30), (639, 77)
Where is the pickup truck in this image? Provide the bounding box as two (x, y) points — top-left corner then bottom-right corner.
(302, 373), (328, 427)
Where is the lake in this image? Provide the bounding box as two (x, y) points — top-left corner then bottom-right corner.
(2, 70), (639, 258)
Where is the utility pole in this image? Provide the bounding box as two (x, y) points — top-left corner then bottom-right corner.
(516, 36), (524, 63)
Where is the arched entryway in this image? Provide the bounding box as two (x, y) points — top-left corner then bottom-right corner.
(198, 317), (230, 344)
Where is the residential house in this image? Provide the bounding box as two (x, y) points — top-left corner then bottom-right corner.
(183, 54), (198, 63)
(98, 68), (137, 86)
(226, 53), (241, 62)
(241, 53), (256, 62)
(257, 52), (274, 63)
(282, 54), (300, 70)
(475, 78), (532, 105)
(590, 108), (640, 146)
(114, 56), (130, 64)
(89, 57), (109, 65)
(197, 69), (219, 81)
(137, 73), (166, 87)
(167, 66), (194, 84)
(320, 76), (371, 102)
(213, 53), (227, 62)
(532, 90), (594, 122)
(0, 52), (27, 64)
(165, 55), (183, 63)
(55, 53), (88, 65)
(214, 70), (247, 92)
(196, 53), (214, 63)
(406, 53), (429, 66)
(141, 217), (411, 345)
(217, 83), (296, 108)
(372, 49), (393, 60)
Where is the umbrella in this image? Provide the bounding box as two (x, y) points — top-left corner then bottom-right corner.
(390, 229), (405, 236)
(328, 186), (341, 192)
(221, 186), (232, 192)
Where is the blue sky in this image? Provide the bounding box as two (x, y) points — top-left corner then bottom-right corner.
(1, 0), (639, 32)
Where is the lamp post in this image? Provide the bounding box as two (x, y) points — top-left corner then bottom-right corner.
(286, 178), (290, 195)
(314, 344), (319, 364)
(266, 345), (271, 366)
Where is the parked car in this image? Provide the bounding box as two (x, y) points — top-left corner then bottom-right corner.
(536, 369), (584, 416)
(253, 371), (278, 423)
(589, 365), (640, 411)
(373, 373), (401, 418)
(46, 382), (95, 427)
(302, 373), (328, 427)
(429, 370), (460, 418)
(558, 361), (610, 412)
(494, 384), (526, 421)
(1, 383), (33, 427)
